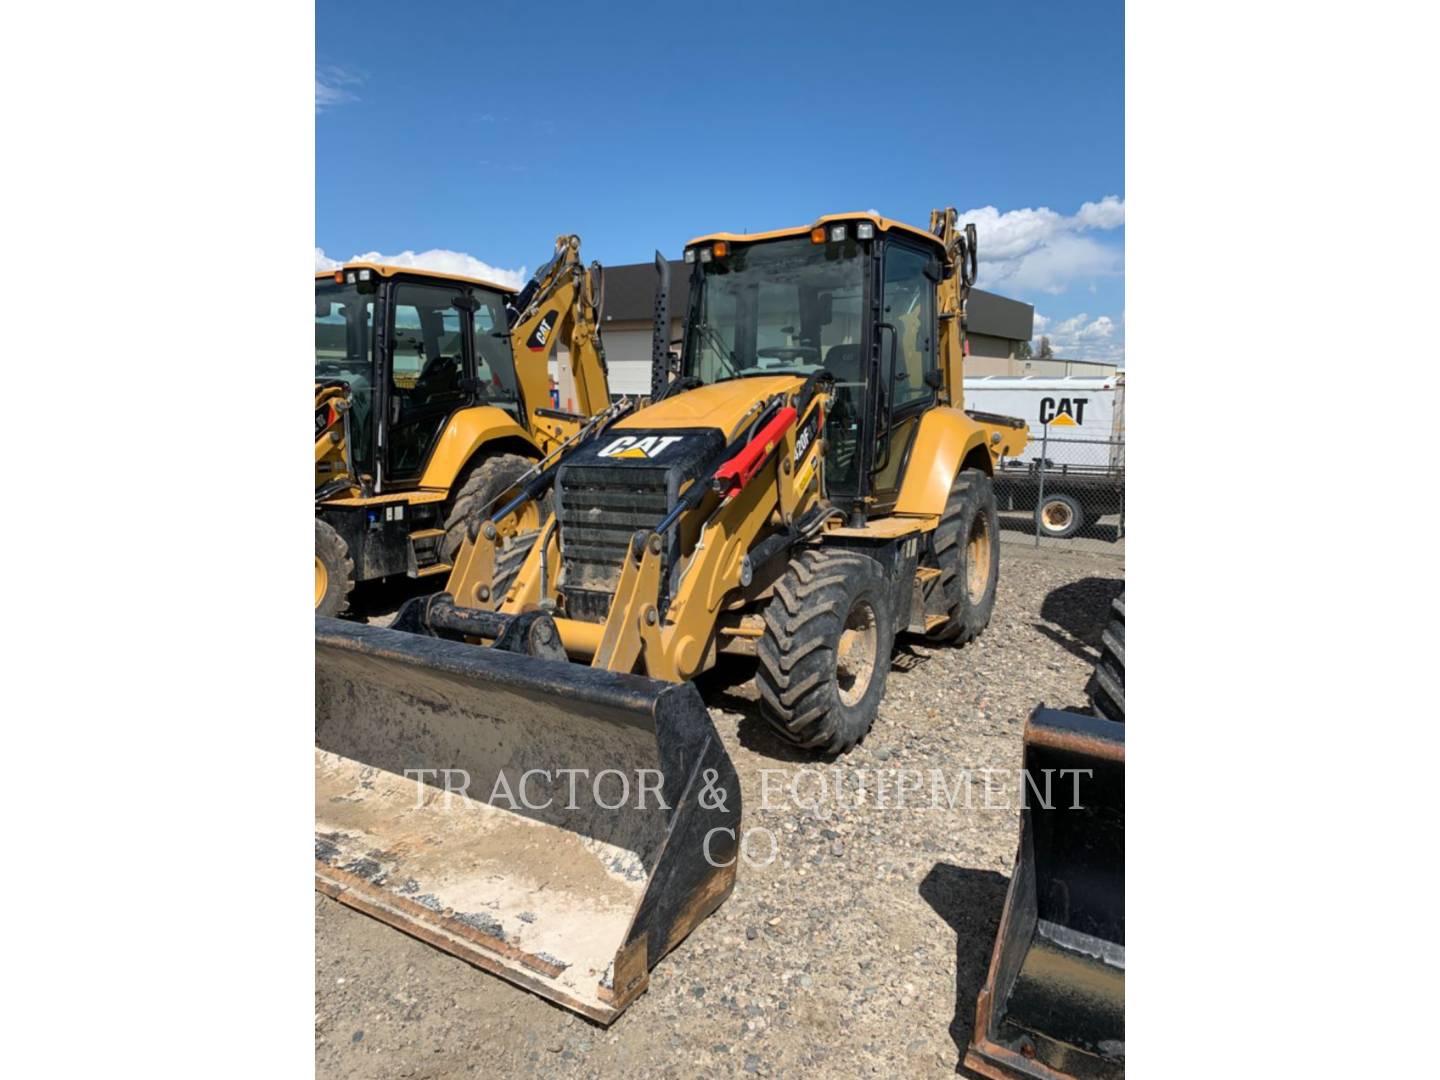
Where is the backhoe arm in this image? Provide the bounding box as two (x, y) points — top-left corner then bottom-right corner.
(929, 207), (978, 409)
(929, 207), (1027, 463)
(507, 234), (612, 454)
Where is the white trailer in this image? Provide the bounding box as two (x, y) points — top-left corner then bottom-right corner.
(963, 374), (1125, 539)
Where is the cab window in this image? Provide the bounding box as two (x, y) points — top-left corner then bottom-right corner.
(881, 245), (937, 412)
(391, 286), (465, 395)
(471, 292), (521, 414)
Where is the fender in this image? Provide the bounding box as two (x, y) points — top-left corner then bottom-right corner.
(893, 406), (993, 519)
(418, 405), (539, 490)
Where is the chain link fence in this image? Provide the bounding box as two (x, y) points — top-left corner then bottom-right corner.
(994, 427), (1125, 555)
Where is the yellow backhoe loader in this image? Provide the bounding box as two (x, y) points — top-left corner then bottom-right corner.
(315, 235), (612, 616)
(315, 209), (1027, 1020)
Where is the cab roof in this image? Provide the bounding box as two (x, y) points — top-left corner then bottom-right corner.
(687, 211), (946, 253)
(314, 261), (517, 296)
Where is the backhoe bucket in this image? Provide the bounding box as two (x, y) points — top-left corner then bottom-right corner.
(314, 617), (740, 1023)
(966, 708), (1125, 1080)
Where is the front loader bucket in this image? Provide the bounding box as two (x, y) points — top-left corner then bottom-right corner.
(966, 708), (1124, 1080)
(314, 618), (740, 1023)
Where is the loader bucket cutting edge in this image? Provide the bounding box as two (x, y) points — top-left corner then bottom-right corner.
(965, 708), (1124, 1080)
(314, 617), (741, 1023)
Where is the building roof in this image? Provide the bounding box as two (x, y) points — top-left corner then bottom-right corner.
(601, 260), (686, 326)
(968, 289), (1033, 342)
(600, 260), (1034, 343)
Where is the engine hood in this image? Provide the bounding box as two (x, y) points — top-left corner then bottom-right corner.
(619, 376), (804, 431)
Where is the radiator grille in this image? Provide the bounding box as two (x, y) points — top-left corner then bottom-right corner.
(556, 464), (671, 623)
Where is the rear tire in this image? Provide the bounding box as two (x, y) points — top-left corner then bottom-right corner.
(441, 453), (538, 565)
(1088, 593), (1125, 722)
(315, 519), (354, 617)
(926, 468), (999, 644)
(755, 549), (896, 755)
(1036, 491), (1083, 539)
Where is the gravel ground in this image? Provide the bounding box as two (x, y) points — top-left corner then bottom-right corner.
(317, 542), (1124, 1078)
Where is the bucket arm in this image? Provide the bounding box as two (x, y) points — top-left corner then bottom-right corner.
(507, 235), (612, 455)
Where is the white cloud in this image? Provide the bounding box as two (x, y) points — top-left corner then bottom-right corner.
(316, 66), (363, 113)
(1072, 195), (1125, 230)
(1031, 311), (1125, 365)
(314, 247), (528, 290)
(959, 197), (1124, 295)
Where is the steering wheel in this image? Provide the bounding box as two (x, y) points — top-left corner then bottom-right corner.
(757, 346), (819, 362)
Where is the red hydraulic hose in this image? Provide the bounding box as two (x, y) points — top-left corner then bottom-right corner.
(712, 406), (797, 498)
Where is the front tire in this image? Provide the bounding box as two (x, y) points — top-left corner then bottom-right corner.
(315, 519), (354, 617)
(926, 468), (999, 644)
(755, 549), (896, 755)
(440, 453), (539, 565)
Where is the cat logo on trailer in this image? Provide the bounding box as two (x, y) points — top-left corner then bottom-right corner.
(597, 434), (685, 460)
(1039, 396), (1088, 426)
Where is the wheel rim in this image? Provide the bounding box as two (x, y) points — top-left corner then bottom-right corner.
(490, 485), (541, 543)
(1041, 499), (1072, 533)
(314, 556), (327, 608)
(836, 600), (878, 707)
(966, 512), (993, 604)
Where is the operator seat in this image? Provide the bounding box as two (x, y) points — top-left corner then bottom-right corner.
(824, 343), (863, 387)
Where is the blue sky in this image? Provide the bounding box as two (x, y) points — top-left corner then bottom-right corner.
(317, 0), (1123, 361)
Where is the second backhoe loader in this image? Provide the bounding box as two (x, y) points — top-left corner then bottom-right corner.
(315, 209), (1027, 1020)
(315, 235), (612, 615)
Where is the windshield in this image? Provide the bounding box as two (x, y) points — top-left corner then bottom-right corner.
(315, 280), (375, 470)
(682, 236), (865, 385)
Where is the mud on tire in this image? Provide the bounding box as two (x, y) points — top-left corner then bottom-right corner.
(755, 548), (896, 755)
(315, 518), (354, 617)
(1088, 593), (1125, 722)
(925, 467), (999, 644)
(440, 453), (539, 565)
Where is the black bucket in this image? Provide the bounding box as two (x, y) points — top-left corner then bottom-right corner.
(314, 617), (741, 1023)
(967, 708), (1124, 1079)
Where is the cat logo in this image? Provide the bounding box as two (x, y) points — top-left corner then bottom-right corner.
(597, 434), (684, 459)
(1039, 396), (1088, 426)
(526, 310), (558, 351)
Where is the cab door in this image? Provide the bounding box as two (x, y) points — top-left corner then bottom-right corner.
(869, 242), (939, 507)
(384, 282), (470, 484)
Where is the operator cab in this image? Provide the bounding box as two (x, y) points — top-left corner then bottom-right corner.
(314, 265), (521, 490)
(679, 215), (946, 513)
